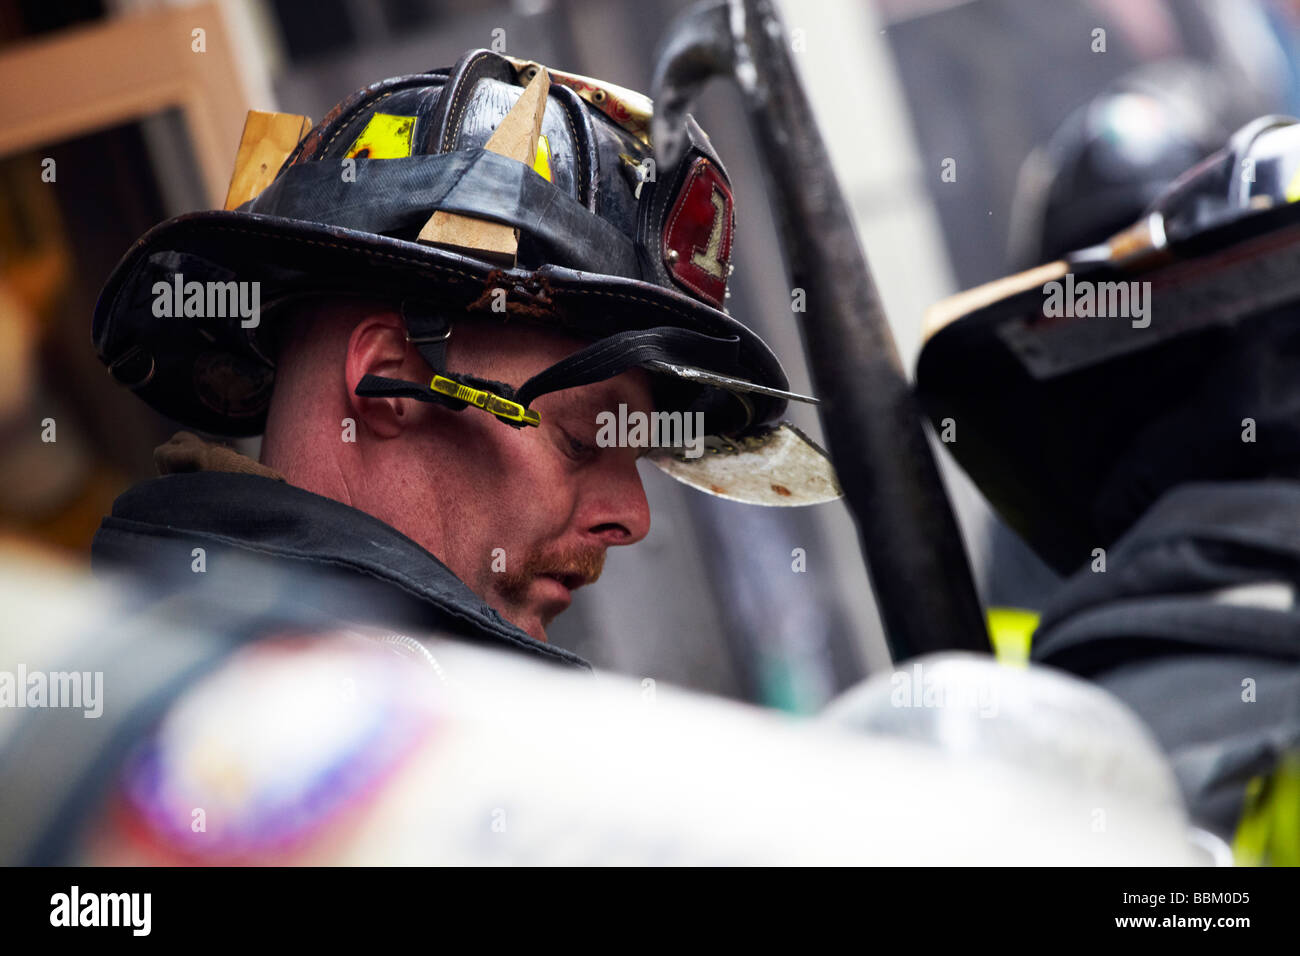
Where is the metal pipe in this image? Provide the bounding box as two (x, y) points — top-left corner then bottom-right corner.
(652, 0), (989, 660)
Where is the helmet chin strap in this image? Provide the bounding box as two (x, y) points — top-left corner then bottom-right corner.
(353, 300), (748, 430)
(352, 302), (540, 426)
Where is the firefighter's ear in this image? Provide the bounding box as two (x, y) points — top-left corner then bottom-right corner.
(344, 310), (421, 439)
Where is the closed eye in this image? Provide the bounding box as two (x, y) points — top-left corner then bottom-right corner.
(556, 426), (596, 463)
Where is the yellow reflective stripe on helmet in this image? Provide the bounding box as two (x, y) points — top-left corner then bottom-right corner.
(986, 607), (1039, 667)
(1233, 750), (1300, 867)
(345, 113), (417, 160)
(430, 374), (540, 427)
(534, 134), (552, 182)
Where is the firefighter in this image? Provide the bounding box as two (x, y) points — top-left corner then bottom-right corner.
(918, 115), (1300, 862)
(90, 49), (815, 669)
(989, 61), (1238, 639)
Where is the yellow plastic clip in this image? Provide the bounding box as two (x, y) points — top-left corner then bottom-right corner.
(430, 375), (541, 427)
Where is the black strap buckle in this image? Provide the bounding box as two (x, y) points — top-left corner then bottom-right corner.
(401, 301), (453, 372)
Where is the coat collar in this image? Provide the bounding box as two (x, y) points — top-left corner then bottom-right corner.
(93, 464), (591, 671)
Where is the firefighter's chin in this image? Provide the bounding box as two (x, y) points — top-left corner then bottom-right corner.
(508, 574), (575, 643)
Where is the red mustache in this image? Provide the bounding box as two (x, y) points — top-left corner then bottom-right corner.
(498, 545), (606, 598)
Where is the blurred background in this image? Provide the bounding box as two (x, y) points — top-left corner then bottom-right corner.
(1, 0), (1297, 711)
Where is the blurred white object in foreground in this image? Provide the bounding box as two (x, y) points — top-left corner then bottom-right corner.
(0, 557), (1201, 864)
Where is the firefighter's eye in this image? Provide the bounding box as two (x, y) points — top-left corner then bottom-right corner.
(558, 428), (595, 461)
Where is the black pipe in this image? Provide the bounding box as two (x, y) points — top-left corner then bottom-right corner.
(652, 0), (989, 660)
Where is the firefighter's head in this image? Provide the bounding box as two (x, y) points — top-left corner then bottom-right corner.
(261, 296), (652, 641)
(919, 115), (1300, 574)
(95, 50), (822, 639)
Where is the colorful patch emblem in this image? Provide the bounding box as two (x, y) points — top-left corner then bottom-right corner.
(344, 113), (417, 159)
(663, 158), (733, 308)
(114, 634), (440, 863)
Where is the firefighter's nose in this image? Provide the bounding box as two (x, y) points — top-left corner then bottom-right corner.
(585, 460), (651, 546)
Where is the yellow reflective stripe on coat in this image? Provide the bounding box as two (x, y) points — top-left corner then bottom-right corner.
(986, 607), (1039, 667)
(1233, 750), (1300, 866)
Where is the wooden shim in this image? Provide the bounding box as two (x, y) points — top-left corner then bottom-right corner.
(418, 68), (552, 262)
(921, 260), (1068, 343)
(223, 110), (313, 211)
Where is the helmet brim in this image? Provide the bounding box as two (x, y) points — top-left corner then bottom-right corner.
(917, 198), (1300, 572)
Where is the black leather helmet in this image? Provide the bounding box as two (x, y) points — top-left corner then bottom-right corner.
(94, 48), (806, 440)
(1007, 63), (1234, 269)
(919, 115), (1300, 572)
